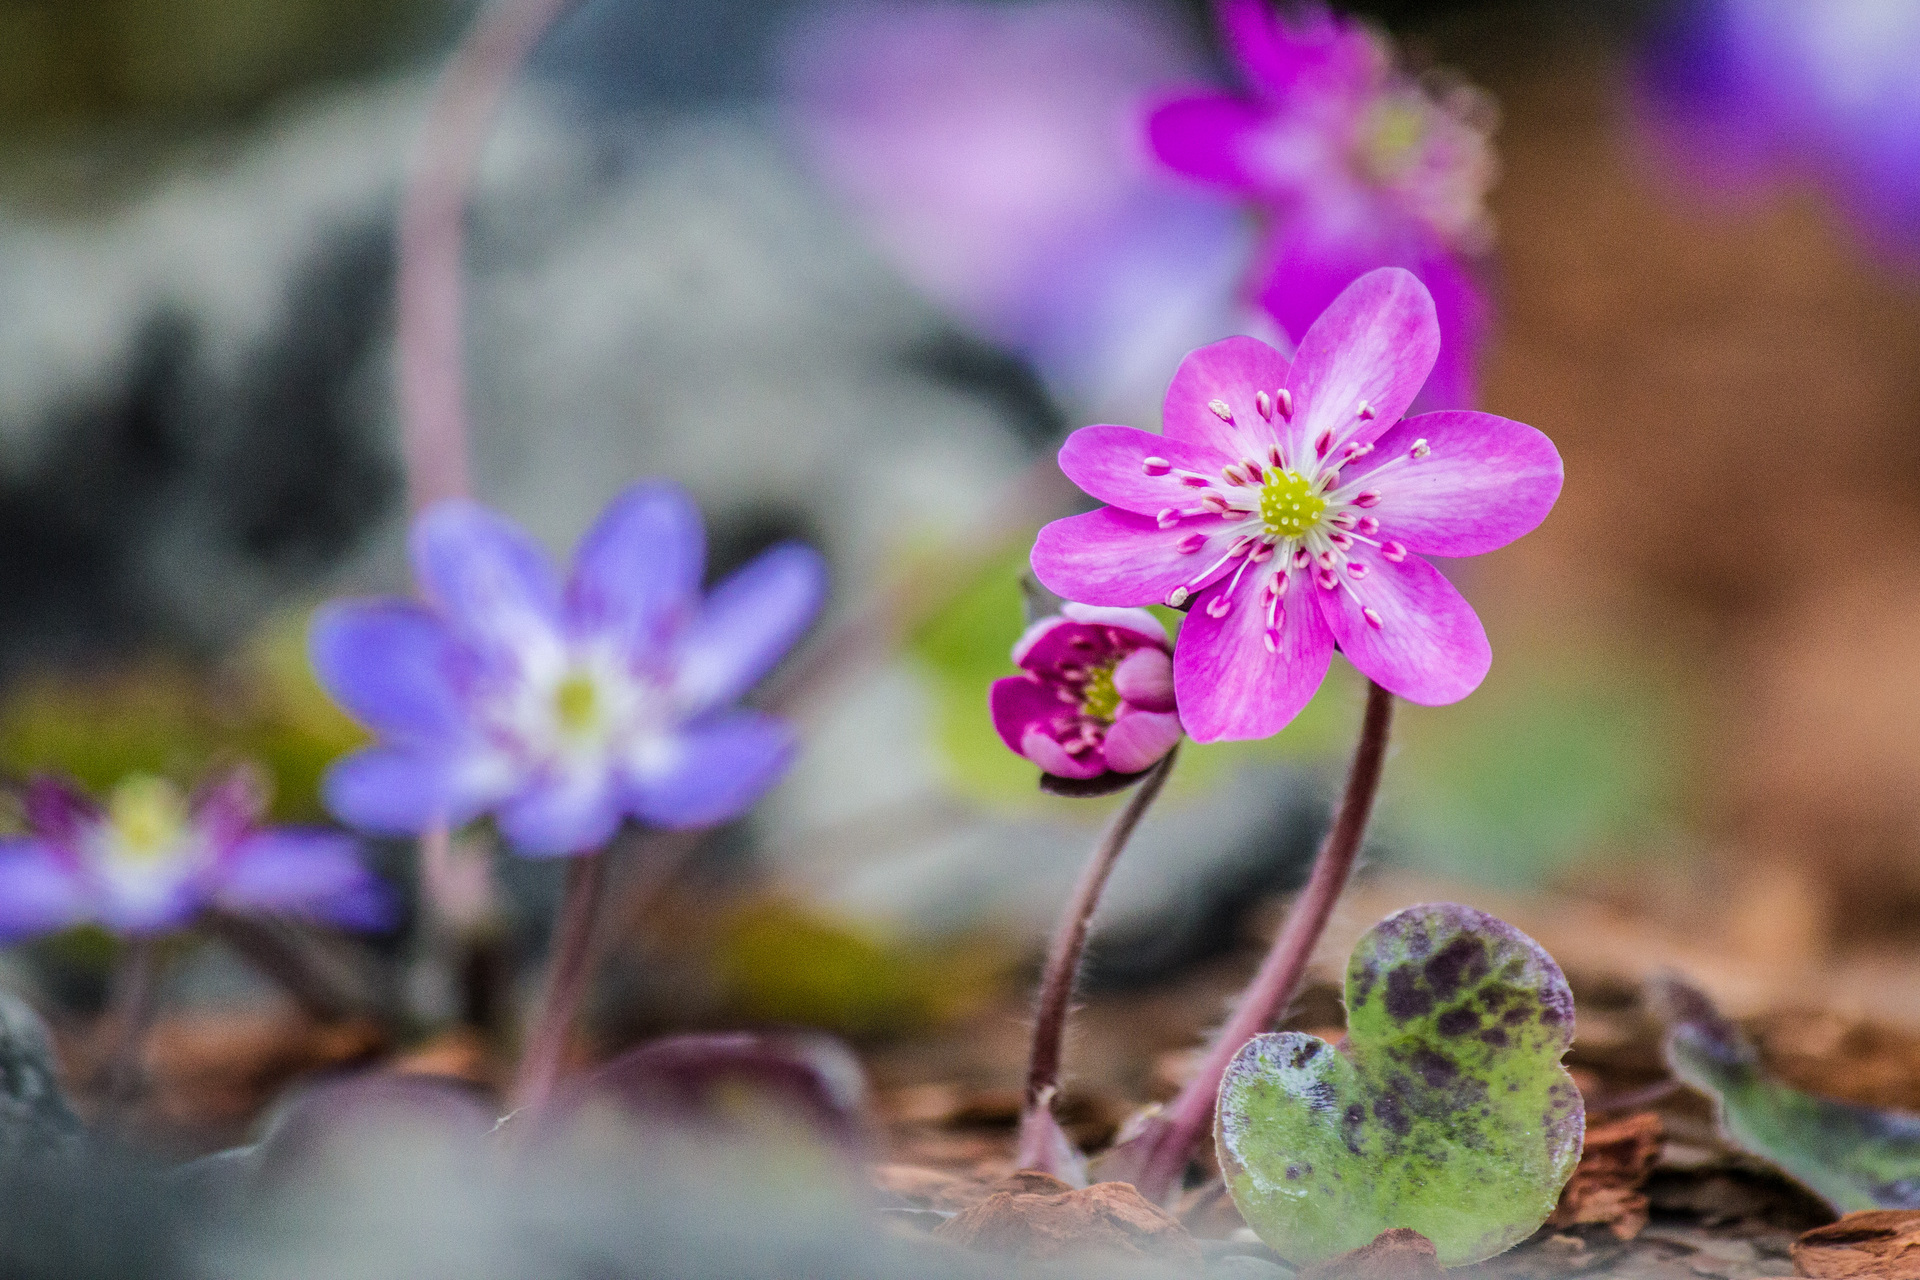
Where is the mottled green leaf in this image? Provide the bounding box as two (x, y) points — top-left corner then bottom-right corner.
(1654, 974), (1920, 1212)
(1216, 903), (1584, 1267)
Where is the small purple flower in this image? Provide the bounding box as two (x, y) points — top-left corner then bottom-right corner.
(1148, 0), (1495, 409)
(1638, 0), (1920, 263)
(0, 771), (389, 941)
(1030, 267), (1561, 743)
(990, 603), (1182, 783)
(310, 481), (826, 857)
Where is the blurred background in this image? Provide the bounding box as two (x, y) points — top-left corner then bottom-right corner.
(3, 0), (1920, 1140)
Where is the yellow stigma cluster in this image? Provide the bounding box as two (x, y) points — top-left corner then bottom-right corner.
(1079, 663), (1122, 723)
(554, 671), (602, 737)
(1259, 469), (1327, 539)
(107, 775), (189, 862)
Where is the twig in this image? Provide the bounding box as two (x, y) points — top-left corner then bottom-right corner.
(1106, 681), (1395, 1202)
(1017, 746), (1180, 1176)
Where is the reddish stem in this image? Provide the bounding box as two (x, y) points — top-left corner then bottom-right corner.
(1111, 680), (1394, 1202)
(397, 0), (581, 512)
(1017, 746), (1180, 1176)
(510, 851), (608, 1112)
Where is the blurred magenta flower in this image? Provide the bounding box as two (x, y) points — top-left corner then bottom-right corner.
(990, 603), (1182, 782)
(1638, 0), (1920, 261)
(0, 771), (389, 940)
(1031, 268), (1561, 742)
(311, 482), (825, 857)
(1149, 0), (1496, 410)
(784, 0), (1253, 410)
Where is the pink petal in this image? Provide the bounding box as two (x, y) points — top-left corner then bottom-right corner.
(1408, 253), (1489, 413)
(1285, 267), (1441, 464)
(1174, 562), (1334, 742)
(1112, 647), (1175, 712)
(1146, 93), (1272, 191)
(1161, 336), (1293, 462)
(1057, 425), (1229, 516)
(990, 676), (1070, 756)
(1347, 411), (1563, 557)
(1021, 727), (1105, 779)
(1031, 508), (1240, 607)
(1059, 603), (1168, 648)
(1314, 546), (1489, 705)
(1103, 707), (1183, 773)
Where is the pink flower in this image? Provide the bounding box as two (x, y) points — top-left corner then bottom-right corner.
(1147, 0), (1496, 409)
(1030, 268), (1561, 743)
(990, 603), (1182, 782)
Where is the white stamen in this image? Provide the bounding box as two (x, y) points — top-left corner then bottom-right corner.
(1142, 456), (1171, 475)
(1410, 438), (1431, 459)
(1208, 398), (1234, 422)
(1363, 607), (1384, 630)
(1167, 586), (1191, 607)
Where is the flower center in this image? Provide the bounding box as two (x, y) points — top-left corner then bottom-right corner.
(1359, 97), (1427, 183)
(107, 775), (188, 863)
(1259, 469), (1327, 539)
(1079, 662), (1122, 723)
(553, 670), (603, 739)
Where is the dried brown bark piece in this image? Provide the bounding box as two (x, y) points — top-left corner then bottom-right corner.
(932, 1179), (1202, 1268)
(1793, 1210), (1920, 1279)
(1548, 1110), (1666, 1240)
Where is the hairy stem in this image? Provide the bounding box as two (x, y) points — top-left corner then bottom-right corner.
(510, 851), (608, 1113)
(100, 937), (162, 1123)
(1115, 681), (1394, 1202)
(397, 0), (581, 512)
(1017, 746), (1180, 1176)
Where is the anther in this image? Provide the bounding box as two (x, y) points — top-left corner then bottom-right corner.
(1276, 388), (1293, 418)
(1256, 391), (1273, 419)
(1244, 459), (1264, 482)
(1382, 541), (1407, 562)
(1410, 438), (1430, 459)
(1267, 443), (1285, 468)
(1176, 533), (1207, 554)
(1329, 531), (1352, 549)
(1363, 607), (1384, 630)
(1142, 456), (1171, 476)
(1167, 586), (1191, 607)
(1357, 515), (1380, 534)
(1222, 464), (1248, 486)
(1357, 399), (1375, 420)
(1248, 542), (1273, 563)
(1200, 494), (1230, 515)
(1314, 428), (1334, 459)
(1208, 398), (1234, 422)
(1348, 561), (1370, 580)
(1181, 475), (1210, 488)
(1293, 547), (1311, 567)
(1156, 508), (1181, 529)
(1352, 491), (1381, 508)
(1263, 630), (1279, 653)
(1205, 594), (1233, 618)
(1316, 568), (1339, 590)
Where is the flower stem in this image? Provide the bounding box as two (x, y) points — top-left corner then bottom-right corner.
(100, 937), (162, 1123)
(1111, 680), (1394, 1202)
(1017, 746), (1180, 1177)
(510, 851), (608, 1113)
(397, 0), (581, 512)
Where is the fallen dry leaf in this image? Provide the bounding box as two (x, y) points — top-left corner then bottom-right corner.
(932, 1178), (1202, 1268)
(1793, 1211), (1920, 1279)
(1299, 1228), (1444, 1280)
(1549, 1110), (1666, 1239)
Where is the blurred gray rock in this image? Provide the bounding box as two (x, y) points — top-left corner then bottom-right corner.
(0, 991), (83, 1162)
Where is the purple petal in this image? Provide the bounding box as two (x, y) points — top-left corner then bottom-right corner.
(1217, 0), (1353, 93)
(1161, 336), (1294, 461)
(496, 771), (625, 858)
(309, 601), (470, 745)
(1147, 93), (1272, 191)
(1409, 252), (1489, 413)
(1350, 411), (1563, 557)
(321, 747), (511, 836)
(566, 480), (705, 652)
(217, 830), (394, 930)
(0, 842), (85, 941)
(410, 499), (564, 663)
(1057, 425), (1231, 516)
(22, 778), (98, 850)
(1031, 507), (1239, 608)
(1316, 546), (1489, 705)
(625, 712), (796, 829)
(1113, 646), (1176, 712)
(673, 542), (827, 714)
(1285, 267), (1441, 462)
(1103, 707), (1182, 773)
(990, 676), (1067, 756)
(1175, 561), (1334, 742)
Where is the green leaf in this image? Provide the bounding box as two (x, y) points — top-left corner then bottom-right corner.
(1216, 903), (1584, 1267)
(1654, 974), (1920, 1213)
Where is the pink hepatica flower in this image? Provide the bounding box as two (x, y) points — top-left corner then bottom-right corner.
(0, 772), (390, 941)
(1149, 0), (1496, 410)
(990, 604), (1182, 785)
(310, 482), (825, 857)
(1031, 268), (1562, 743)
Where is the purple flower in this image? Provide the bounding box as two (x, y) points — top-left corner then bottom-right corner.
(1148, 0), (1496, 410)
(990, 603), (1182, 783)
(0, 771), (389, 941)
(1638, 0), (1920, 262)
(1030, 268), (1561, 743)
(310, 482), (826, 857)
(784, 0), (1253, 409)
